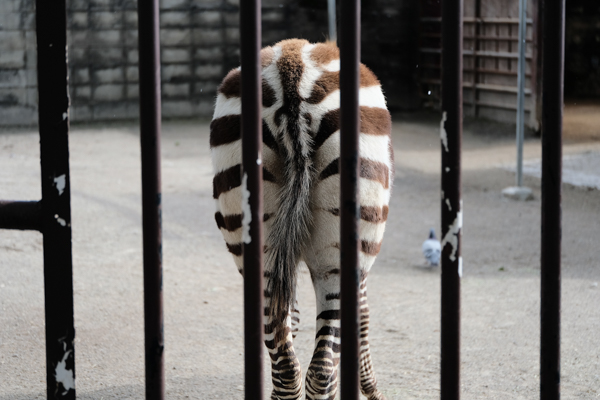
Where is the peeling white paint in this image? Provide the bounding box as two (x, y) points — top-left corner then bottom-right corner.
(445, 198), (452, 211)
(256, 152), (262, 165)
(440, 111), (449, 152)
(55, 342), (74, 395)
(62, 112), (68, 121)
(458, 256), (463, 278)
(440, 200), (462, 262)
(241, 173), (252, 244)
(445, 167), (450, 173)
(54, 174), (66, 195)
(55, 214), (67, 226)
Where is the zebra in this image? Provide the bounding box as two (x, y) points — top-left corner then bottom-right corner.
(210, 38), (392, 400)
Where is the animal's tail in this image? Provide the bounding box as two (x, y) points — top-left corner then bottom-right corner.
(265, 138), (314, 344)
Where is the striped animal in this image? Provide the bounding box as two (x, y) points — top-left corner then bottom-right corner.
(210, 39), (393, 400)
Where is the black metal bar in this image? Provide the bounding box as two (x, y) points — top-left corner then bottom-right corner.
(339, 0), (361, 398)
(35, 0), (76, 396)
(0, 200), (42, 231)
(440, 0), (463, 398)
(540, 0), (564, 398)
(240, 1), (264, 398)
(137, 0), (164, 397)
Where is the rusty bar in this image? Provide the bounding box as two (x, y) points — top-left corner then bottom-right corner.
(137, 0), (164, 397)
(240, 0), (264, 399)
(35, 0), (76, 396)
(440, 0), (463, 399)
(339, 0), (361, 398)
(0, 200), (42, 231)
(540, 0), (564, 399)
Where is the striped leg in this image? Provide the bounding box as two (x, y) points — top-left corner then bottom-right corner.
(358, 275), (386, 400)
(265, 276), (303, 400)
(305, 273), (341, 400)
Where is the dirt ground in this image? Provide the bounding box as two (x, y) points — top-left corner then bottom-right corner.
(1, 110), (599, 399)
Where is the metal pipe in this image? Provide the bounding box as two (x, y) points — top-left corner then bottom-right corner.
(540, 0), (564, 398)
(137, 0), (164, 396)
(339, 0), (360, 398)
(440, 0), (463, 398)
(328, 0), (337, 42)
(516, 0), (528, 187)
(0, 200), (42, 231)
(35, 0), (76, 396)
(240, 1), (264, 399)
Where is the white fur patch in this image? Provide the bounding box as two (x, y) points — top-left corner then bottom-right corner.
(213, 94), (241, 119)
(211, 140), (241, 174)
(322, 59), (340, 72)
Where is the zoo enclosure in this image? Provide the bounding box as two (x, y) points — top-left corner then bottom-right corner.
(0, 0), (564, 399)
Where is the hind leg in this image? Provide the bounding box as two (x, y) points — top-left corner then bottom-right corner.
(304, 270), (341, 400)
(357, 273), (386, 400)
(264, 274), (303, 400)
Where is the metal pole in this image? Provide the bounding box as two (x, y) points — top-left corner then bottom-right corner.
(240, 1), (264, 399)
(35, 0), (76, 397)
(440, 0), (463, 398)
(137, 0), (164, 396)
(328, 0), (337, 42)
(540, 0), (564, 398)
(516, 0), (528, 187)
(0, 201), (42, 231)
(339, 0), (360, 398)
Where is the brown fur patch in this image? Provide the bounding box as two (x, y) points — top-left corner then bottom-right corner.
(210, 115), (240, 147)
(361, 240), (382, 255)
(215, 212), (242, 231)
(262, 80), (277, 108)
(260, 46), (275, 68)
(226, 243), (243, 256)
(360, 158), (390, 189)
(213, 164), (240, 199)
(360, 205), (389, 223)
(359, 64), (381, 87)
(218, 69), (240, 98)
(310, 42), (340, 66)
(360, 107), (392, 136)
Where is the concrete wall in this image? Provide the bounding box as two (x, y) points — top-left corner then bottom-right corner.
(0, 0), (418, 126)
(0, 0), (38, 126)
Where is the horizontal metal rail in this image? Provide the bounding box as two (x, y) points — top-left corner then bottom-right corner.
(422, 17), (533, 24)
(420, 48), (532, 59)
(0, 200), (42, 231)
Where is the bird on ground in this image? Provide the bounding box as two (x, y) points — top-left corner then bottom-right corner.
(422, 228), (441, 266)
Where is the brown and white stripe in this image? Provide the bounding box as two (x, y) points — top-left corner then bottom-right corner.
(210, 39), (392, 400)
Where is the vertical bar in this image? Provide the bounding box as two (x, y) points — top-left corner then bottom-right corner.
(240, 1), (264, 399)
(540, 0), (564, 398)
(35, 0), (76, 397)
(516, 0), (528, 187)
(440, 0), (463, 399)
(137, 0), (164, 397)
(339, 0), (360, 399)
(472, 0), (481, 117)
(328, 0), (337, 42)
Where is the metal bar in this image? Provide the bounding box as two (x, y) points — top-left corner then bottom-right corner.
(0, 200), (42, 231)
(35, 0), (76, 397)
(440, 0), (463, 398)
(137, 0), (164, 397)
(328, 0), (337, 42)
(472, 0), (481, 117)
(540, 0), (564, 398)
(240, 1), (264, 399)
(339, 0), (360, 398)
(516, 0), (528, 187)
(422, 17), (533, 24)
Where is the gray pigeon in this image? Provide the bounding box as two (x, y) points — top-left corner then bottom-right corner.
(422, 228), (441, 266)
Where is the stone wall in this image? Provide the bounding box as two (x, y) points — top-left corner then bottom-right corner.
(0, 0), (418, 126)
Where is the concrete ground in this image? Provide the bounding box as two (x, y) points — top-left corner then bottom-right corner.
(1, 111), (599, 399)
